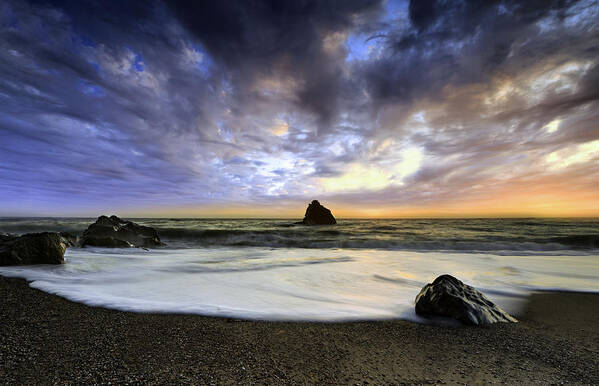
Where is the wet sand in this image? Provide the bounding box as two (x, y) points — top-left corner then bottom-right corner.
(1, 275), (597, 384)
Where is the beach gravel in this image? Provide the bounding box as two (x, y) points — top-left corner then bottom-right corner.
(1, 275), (598, 384)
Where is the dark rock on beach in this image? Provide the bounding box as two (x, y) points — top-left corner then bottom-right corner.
(298, 200), (336, 225)
(59, 232), (78, 247)
(80, 215), (164, 248)
(415, 274), (517, 325)
(0, 232), (66, 265)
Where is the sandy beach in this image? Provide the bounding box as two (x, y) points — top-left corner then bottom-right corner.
(1, 275), (597, 385)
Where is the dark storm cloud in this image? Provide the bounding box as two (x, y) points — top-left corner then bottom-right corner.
(0, 0), (234, 213)
(0, 0), (598, 215)
(166, 0), (382, 128)
(362, 0), (589, 105)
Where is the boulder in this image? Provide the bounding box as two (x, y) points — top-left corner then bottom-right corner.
(0, 232), (66, 266)
(415, 274), (517, 325)
(298, 200), (336, 225)
(80, 215), (164, 248)
(59, 232), (78, 247)
(0, 232), (13, 242)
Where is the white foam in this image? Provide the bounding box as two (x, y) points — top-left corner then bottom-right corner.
(1, 247), (598, 322)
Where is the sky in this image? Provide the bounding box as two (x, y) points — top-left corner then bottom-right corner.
(1, 0), (598, 218)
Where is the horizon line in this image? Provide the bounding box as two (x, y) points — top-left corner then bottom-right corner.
(2, 215), (599, 220)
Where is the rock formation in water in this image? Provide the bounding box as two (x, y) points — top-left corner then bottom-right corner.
(298, 200), (336, 225)
(59, 232), (78, 247)
(0, 232), (66, 265)
(80, 215), (164, 248)
(415, 274), (517, 325)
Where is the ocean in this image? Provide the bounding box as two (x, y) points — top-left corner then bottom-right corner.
(1, 217), (598, 322)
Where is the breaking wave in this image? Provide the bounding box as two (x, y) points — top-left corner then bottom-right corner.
(1, 217), (598, 254)
(157, 229), (598, 253)
(0, 246), (597, 322)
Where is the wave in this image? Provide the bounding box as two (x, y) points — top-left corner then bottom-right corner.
(2, 218), (598, 254)
(549, 235), (599, 249)
(1, 247), (596, 322)
(0, 218), (92, 234)
(153, 227), (599, 253)
(372, 274), (425, 288)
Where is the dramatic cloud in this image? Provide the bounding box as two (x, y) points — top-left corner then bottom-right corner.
(0, 0), (598, 216)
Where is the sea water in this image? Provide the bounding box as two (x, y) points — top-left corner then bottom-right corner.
(1, 218), (598, 322)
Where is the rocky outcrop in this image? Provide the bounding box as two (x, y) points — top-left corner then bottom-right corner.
(0, 232), (66, 266)
(59, 232), (78, 247)
(80, 215), (164, 248)
(298, 200), (336, 225)
(415, 274), (517, 325)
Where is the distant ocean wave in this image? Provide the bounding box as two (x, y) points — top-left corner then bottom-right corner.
(549, 234), (599, 249)
(0, 218), (93, 234)
(158, 232), (599, 253)
(1, 217), (598, 254)
(156, 227), (599, 253)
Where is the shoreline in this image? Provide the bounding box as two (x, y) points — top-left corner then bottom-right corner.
(1, 275), (598, 384)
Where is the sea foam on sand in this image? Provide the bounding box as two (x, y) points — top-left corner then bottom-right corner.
(1, 247), (598, 322)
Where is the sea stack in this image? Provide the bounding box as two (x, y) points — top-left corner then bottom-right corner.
(0, 232), (67, 265)
(299, 200), (337, 225)
(415, 274), (517, 325)
(80, 215), (165, 248)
